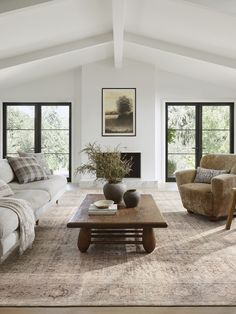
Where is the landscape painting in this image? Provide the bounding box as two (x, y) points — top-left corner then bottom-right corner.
(102, 88), (136, 136)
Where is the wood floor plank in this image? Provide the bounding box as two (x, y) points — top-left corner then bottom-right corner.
(0, 307), (236, 314)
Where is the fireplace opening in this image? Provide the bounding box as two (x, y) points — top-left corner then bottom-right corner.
(96, 152), (141, 179)
(121, 152), (141, 178)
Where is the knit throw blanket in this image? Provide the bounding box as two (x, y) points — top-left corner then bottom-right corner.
(0, 197), (35, 254)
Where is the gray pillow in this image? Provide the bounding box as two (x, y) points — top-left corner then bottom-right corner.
(7, 157), (48, 184)
(18, 151), (51, 175)
(194, 167), (228, 184)
(0, 179), (14, 196)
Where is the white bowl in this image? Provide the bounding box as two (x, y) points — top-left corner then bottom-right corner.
(94, 200), (114, 209)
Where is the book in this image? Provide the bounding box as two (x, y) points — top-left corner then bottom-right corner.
(88, 204), (118, 215)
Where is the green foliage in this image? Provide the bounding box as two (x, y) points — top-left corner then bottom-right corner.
(8, 106), (34, 129)
(7, 107), (34, 153)
(41, 107), (69, 173)
(167, 128), (176, 144)
(167, 159), (176, 177)
(202, 106), (230, 154)
(75, 143), (132, 183)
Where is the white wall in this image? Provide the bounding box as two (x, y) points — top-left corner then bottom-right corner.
(1, 60), (236, 183)
(80, 59), (157, 182)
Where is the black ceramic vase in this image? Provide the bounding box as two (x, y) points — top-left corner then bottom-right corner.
(123, 189), (140, 208)
(103, 181), (126, 204)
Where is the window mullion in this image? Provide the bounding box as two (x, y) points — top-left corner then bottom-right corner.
(34, 105), (41, 153)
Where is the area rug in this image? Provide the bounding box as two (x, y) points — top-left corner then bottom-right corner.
(0, 189), (235, 306)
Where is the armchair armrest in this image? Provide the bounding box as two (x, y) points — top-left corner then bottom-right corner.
(211, 174), (236, 193)
(175, 169), (196, 188)
(211, 174), (236, 217)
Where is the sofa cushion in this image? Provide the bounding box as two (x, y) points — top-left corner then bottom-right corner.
(12, 190), (50, 211)
(180, 183), (213, 216)
(18, 151), (51, 175)
(7, 156), (48, 184)
(0, 179), (14, 197)
(9, 175), (67, 200)
(0, 206), (19, 239)
(0, 159), (15, 183)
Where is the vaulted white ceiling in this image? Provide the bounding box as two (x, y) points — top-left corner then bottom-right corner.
(1, 0), (236, 88)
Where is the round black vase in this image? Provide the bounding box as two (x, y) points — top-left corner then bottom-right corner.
(103, 182), (126, 204)
(123, 189), (140, 208)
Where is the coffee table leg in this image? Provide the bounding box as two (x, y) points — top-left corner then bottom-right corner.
(78, 228), (91, 252)
(143, 227), (156, 253)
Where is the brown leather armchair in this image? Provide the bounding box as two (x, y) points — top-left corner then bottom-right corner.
(175, 154), (236, 220)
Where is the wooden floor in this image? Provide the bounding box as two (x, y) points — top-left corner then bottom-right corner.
(0, 307), (236, 314)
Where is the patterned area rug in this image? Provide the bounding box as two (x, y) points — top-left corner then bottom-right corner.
(0, 189), (235, 306)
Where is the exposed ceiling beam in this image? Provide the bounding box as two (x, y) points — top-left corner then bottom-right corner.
(125, 32), (236, 70)
(0, 33), (113, 70)
(0, 0), (55, 14)
(112, 0), (126, 68)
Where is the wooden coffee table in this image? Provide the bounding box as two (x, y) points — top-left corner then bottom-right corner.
(67, 194), (167, 253)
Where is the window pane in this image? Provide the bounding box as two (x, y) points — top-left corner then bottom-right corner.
(167, 105), (196, 180)
(44, 153), (69, 177)
(202, 106), (231, 155)
(7, 106), (34, 129)
(202, 130), (230, 154)
(168, 130), (195, 154)
(41, 106), (69, 129)
(41, 130), (69, 153)
(202, 106), (230, 129)
(168, 154), (195, 178)
(168, 105), (195, 129)
(41, 105), (70, 179)
(7, 130), (34, 154)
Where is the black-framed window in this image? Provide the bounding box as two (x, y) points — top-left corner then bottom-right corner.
(166, 102), (234, 182)
(3, 103), (72, 181)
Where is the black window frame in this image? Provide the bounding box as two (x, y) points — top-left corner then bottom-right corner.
(166, 102), (234, 182)
(3, 102), (72, 182)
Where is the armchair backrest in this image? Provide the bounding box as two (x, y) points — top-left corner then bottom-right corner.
(200, 154), (236, 174)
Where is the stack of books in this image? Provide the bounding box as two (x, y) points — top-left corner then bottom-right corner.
(88, 203), (118, 215)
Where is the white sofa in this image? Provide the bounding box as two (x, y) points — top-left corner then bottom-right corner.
(0, 159), (67, 262)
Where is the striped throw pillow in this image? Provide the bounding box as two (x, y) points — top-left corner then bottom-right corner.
(7, 157), (48, 184)
(0, 179), (14, 196)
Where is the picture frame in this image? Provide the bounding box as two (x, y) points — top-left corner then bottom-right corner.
(102, 88), (136, 136)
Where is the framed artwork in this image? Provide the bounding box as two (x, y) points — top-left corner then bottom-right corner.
(102, 88), (136, 136)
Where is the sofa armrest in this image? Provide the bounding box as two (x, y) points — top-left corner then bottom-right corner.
(175, 169), (196, 187)
(211, 174), (236, 217)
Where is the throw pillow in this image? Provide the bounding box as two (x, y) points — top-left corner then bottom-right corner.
(7, 157), (48, 184)
(0, 179), (14, 197)
(18, 151), (51, 175)
(194, 167), (228, 184)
